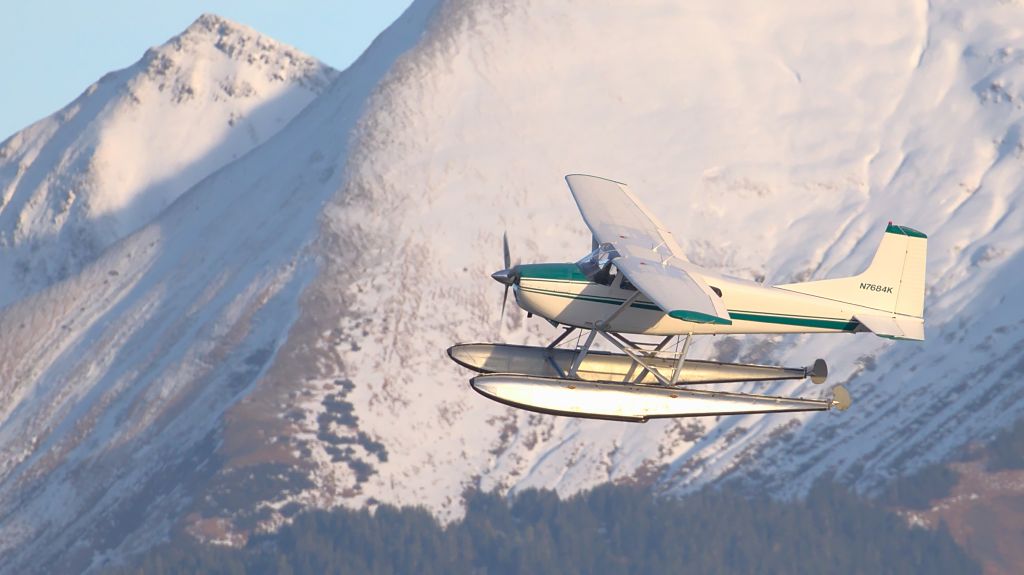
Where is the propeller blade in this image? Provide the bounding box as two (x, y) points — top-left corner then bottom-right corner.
(497, 232), (516, 332)
(503, 232), (511, 270)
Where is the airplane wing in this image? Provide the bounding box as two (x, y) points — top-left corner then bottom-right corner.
(565, 174), (731, 325)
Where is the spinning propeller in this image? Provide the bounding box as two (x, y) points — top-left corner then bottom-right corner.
(491, 232), (520, 321)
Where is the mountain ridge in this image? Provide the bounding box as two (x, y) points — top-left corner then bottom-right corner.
(0, 13), (337, 309)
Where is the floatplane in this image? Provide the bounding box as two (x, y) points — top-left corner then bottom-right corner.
(447, 175), (926, 422)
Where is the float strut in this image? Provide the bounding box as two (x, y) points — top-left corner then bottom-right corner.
(568, 329), (598, 379)
(633, 335), (674, 383)
(669, 332), (693, 385)
(598, 331), (673, 386)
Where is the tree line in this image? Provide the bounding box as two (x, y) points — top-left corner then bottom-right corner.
(110, 480), (977, 575)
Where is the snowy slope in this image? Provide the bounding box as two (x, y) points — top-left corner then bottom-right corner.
(3, 0), (1024, 571)
(296, 0), (1024, 514)
(0, 14), (336, 308)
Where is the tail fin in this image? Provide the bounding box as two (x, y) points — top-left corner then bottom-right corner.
(779, 223), (927, 319)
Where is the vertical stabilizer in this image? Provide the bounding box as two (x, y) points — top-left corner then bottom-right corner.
(778, 224), (927, 318)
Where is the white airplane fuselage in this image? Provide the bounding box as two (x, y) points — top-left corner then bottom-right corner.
(514, 262), (875, 336)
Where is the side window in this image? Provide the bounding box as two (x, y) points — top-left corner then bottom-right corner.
(620, 276), (637, 291)
(710, 286), (723, 297)
(575, 243), (621, 284)
(593, 265), (616, 286)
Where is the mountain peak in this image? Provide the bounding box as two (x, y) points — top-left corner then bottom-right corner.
(191, 12), (241, 30)
(135, 12), (336, 102)
(161, 12), (300, 64)
(179, 13), (255, 43)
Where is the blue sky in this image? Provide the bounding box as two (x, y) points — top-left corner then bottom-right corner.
(0, 1), (413, 139)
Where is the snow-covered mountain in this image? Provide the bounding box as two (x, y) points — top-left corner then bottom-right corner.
(0, 14), (337, 308)
(2, 0), (1024, 571)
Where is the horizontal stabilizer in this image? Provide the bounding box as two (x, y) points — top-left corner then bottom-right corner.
(854, 313), (924, 341)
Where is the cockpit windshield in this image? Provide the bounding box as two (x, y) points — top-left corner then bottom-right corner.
(575, 242), (620, 285)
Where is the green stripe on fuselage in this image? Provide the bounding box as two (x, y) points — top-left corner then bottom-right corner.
(727, 311), (858, 331)
(517, 263), (590, 282)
